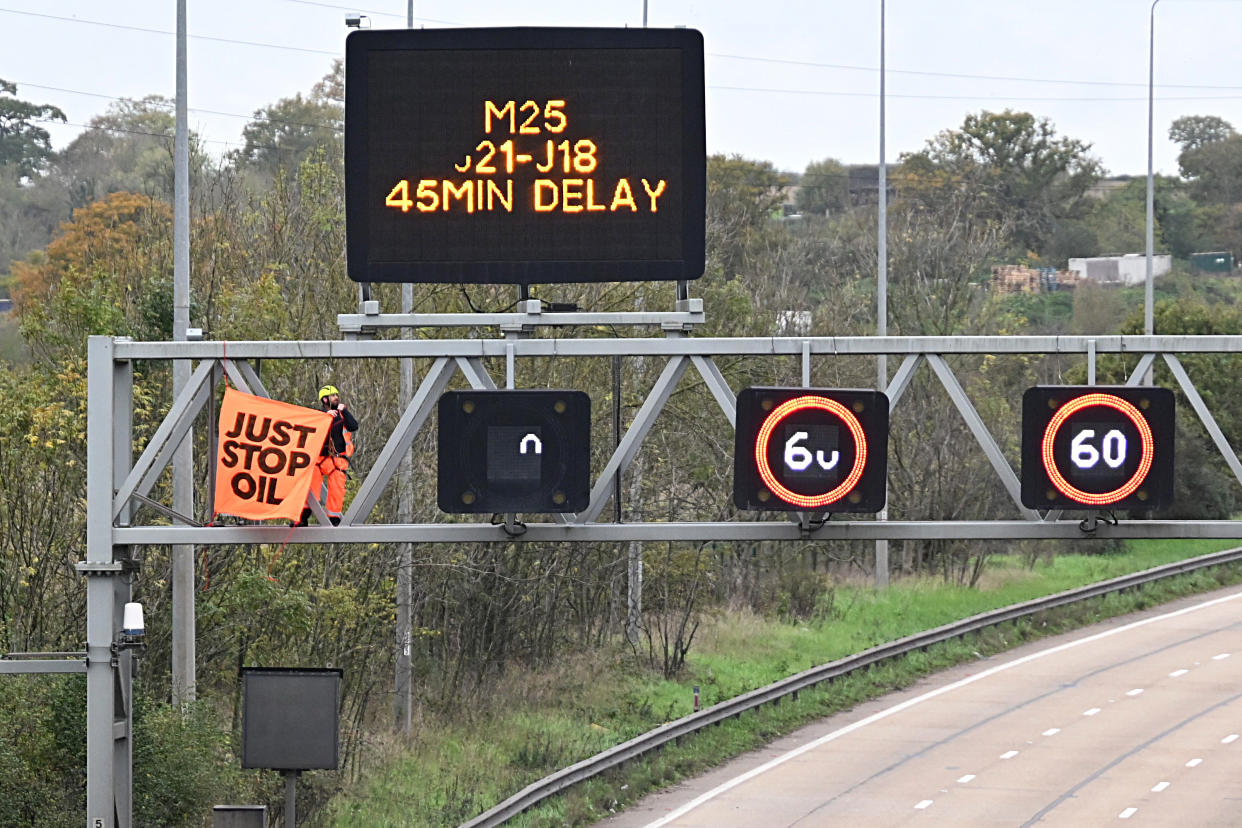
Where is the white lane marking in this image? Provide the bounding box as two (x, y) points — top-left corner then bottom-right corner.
(1120, 807), (1138, 819)
(914, 800), (933, 810)
(1152, 781), (1170, 792)
(1222, 734), (1239, 744)
(643, 590), (1242, 828)
(1186, 758), (1203, 767)
(1084, 707), (1102, 716)
(1212, 653), (1230, 660)
(1170, 669), (1189, 677)
(1043, 728), (1061, 736)
(1000, 750), (1020, 759)
(957, 774), (976, 784)
(1126, 688), (1144, 697)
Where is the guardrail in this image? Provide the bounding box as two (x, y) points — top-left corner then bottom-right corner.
(461, 546), (1242, 826)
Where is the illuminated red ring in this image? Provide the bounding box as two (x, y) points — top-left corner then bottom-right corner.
(1041, 393), (1155, 506)
(754, 396), (868, 509)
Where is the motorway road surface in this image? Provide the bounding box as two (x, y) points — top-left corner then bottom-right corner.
(600, 586), (1242, 826)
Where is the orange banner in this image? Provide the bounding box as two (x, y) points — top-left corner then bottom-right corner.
(214, 388), (333, 522)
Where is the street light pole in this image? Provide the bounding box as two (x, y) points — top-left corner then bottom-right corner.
(875, 0), (889, 588)
(1145, 0), (1160, 346)
(172, 0), (196, 707)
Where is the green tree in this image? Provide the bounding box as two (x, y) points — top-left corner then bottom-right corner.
(1170, 115), (1234, 154)
(235, 64), (343, 182)
(899, 109), (1102, 256)
(1169, 115), (1242, 206)
(50, 95), (207, 209)
(0, 79), (65, 180)
(795, 157), (849, 216)
(705, 154), (789, 281)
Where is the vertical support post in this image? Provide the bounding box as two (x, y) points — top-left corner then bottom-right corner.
(626, 539), (643, 644)
(1087, 339), (1097, 385)
(283, 771), (298, 828)
(112, 347), (135, 826)
(172, 0), (196, 705)
(395, 283), (414, 734)
(86, 336), (133, 828)
(874, 0), (890, 590)
(1145, 0), (1160, 350)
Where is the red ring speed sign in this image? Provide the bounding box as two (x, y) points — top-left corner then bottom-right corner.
(754, 395), (868, 509)
(1040, 392), (1155, 507)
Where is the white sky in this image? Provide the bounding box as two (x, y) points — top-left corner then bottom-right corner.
(3, 0), (1242, 177)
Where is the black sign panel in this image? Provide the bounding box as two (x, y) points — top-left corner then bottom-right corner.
(733, 387), (889, 513)
(345, 27), (705, 284)
(1021, 386), (1175, 510)
(437, 390), (590, 513)
(241, 668), (341, 771)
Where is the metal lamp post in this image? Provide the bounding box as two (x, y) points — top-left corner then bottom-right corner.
(1145, 0), (1160, 345)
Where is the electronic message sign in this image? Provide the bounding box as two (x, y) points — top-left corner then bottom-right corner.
(733, 388), (889, 513)
(345, 27), (705, 285)
(437, 390), (590, 513)
(1021, 386), (1175, 510)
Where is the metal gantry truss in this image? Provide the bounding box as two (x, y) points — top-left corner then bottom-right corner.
(100, 332), (1242, 545)
(72, 328), (1242, 825)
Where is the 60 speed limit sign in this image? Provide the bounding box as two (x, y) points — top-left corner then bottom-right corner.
(1021, 386), (1175, 510)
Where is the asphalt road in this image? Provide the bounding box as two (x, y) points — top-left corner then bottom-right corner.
(600, 586), (1242, 826)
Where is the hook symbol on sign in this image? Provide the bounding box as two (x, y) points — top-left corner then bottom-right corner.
(519, 433), (543, 455)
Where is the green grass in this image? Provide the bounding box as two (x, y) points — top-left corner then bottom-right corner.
(323, 539), (1242, 827)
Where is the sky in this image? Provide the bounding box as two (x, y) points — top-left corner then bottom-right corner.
(4, 0), (1242, 177)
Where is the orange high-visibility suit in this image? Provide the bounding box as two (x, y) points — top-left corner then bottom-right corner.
(304, 407), (357, 524)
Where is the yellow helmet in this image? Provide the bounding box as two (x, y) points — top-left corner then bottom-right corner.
(318, 385), (339, 401)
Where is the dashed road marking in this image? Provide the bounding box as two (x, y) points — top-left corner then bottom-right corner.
(1186, 758), (1203, 768)
(957, 774), (976, 784)
(1120, 807), (1138, 819)
(1169, 669), (1189, 677)
(1000, 750), (1020, 760)
(1042, 728), (1060, 736)
(1152, 781), (1170, 792)
(1212, 653), (1231, 661)
(1126, 688), (1144, 697)
(1084, 707), (1101, 716)
(914, 799), (933, 810)
(1222, 734), (1239, 744)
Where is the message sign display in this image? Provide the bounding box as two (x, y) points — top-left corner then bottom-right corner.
(733, 388), (889, 513)
(437, 390), (590, 513)
(1021, 386), (1175, 510)
(345, 27), (705, 285)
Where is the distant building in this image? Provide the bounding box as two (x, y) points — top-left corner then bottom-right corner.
(1067, 254), (1171, 287)
(1190, 251), (1235, 273)
(992, 265), (1078, 293)
(1084, 176), (1134, 200)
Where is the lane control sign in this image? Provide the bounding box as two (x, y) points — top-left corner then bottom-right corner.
(1020, 386), (1175, 510)
(437, 390), (590, 513)
(733, 387), (889, 513)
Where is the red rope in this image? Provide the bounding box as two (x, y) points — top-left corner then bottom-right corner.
(266, 523), (297, 581)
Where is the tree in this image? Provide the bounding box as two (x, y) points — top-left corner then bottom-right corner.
(0, 79), (65, 181)
(1169, 115), (1235, 154)
(705, 154), (789, 280)
(235, 63), (344, 181)
(898, 110), (1102, 257)
(51, 95), (214, 212)
(795, 157), (849, 216)
(9, 192), (173, 360)
(1178, 137), (1242, 207)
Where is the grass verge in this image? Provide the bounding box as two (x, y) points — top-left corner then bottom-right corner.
(324, 540), (1242, 827)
